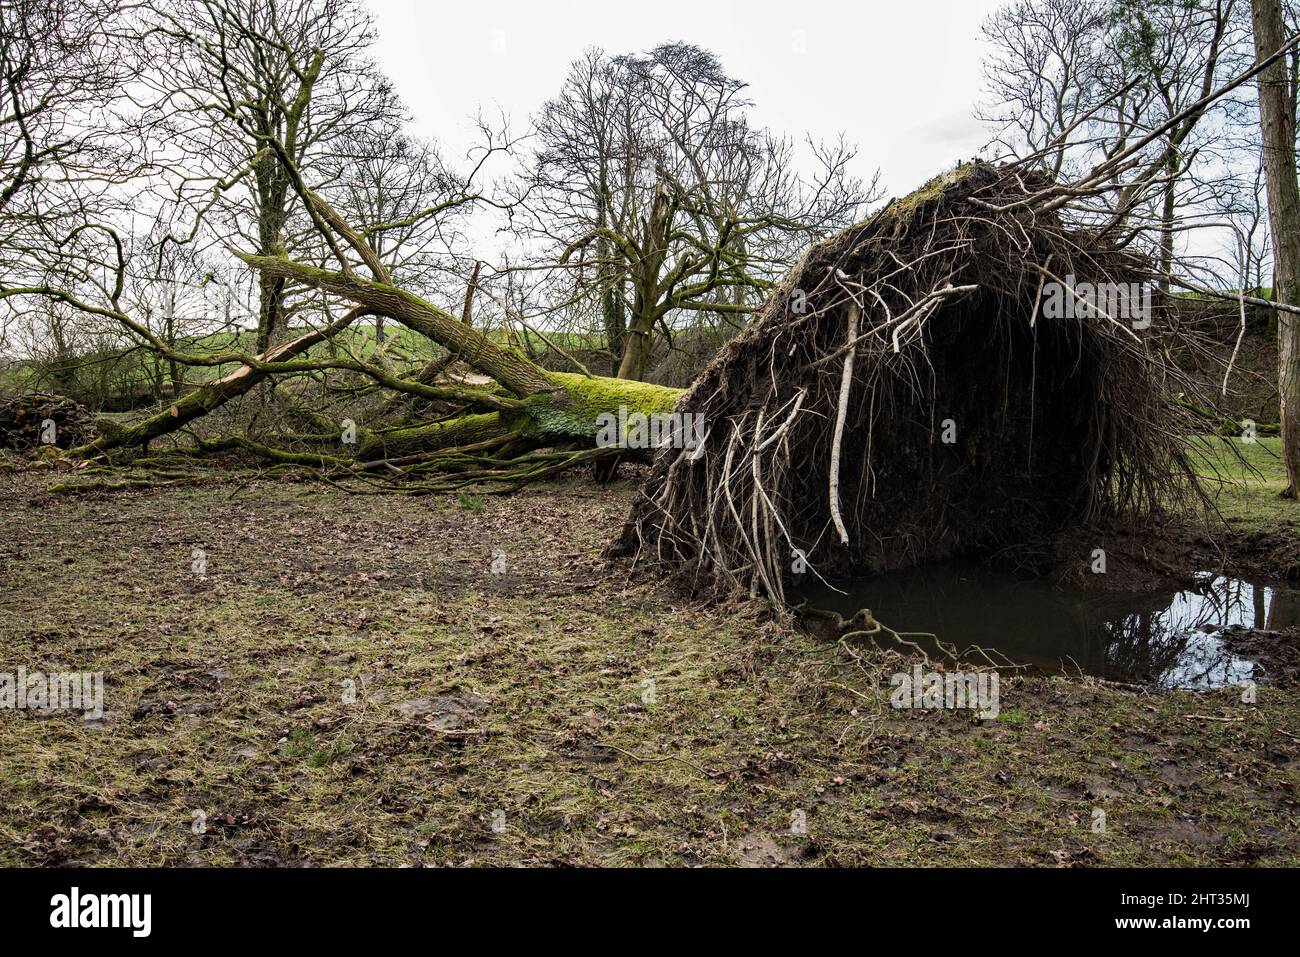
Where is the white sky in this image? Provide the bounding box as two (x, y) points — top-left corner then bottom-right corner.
(365, 0), (1006, 201)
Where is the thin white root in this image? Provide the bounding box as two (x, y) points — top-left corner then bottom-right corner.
(829, 302), (858, 546)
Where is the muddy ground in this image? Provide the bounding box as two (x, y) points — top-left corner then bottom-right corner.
(0, 450), (1297, 867)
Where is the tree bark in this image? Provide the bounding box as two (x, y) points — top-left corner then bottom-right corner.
(1253, 0), (1300, 497)
(617, 179), (673, 381)
(1159, 148), (1177, 295)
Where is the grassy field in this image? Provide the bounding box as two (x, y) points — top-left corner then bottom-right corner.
(0, 451), (1297, 867)
(0, 323), (611, 399)
(1192, 436), (1293, 533)
(0, 324), (442, 399)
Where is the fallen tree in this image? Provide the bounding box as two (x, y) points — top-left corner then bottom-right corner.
(8, 32), (1291, 502)
(61, 261), (684, 476)
(60, 284), (685, 489)
(29, 159), (687, 490)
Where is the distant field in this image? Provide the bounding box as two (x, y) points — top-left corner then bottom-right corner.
(0, 322), (612, 399)
(1190, 435), (1292, 534)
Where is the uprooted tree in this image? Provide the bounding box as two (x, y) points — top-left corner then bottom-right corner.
(615, 30), (1300, 599)
(615, 161), (1207, 600)
(4, 5), (1300, 539)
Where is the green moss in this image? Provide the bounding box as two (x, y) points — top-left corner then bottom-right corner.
(548, 371), (683, 413)
(522, 371), (684, 439)
(885, 162), (981, 223)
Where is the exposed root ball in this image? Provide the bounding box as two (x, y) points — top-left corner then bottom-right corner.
(614, 161), (1206, 601)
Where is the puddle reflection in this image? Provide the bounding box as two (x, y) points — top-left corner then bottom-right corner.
(798, 565), (1298, 689)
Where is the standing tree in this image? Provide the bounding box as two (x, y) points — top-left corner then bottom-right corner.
(1110, 0), (1242, 291)
(979, 0), (1245, 291)
(0, 0), (132, 318)
(515, 44), (876, 380)
(1252, 0), (1300, 496)
(978, 0), (1117, 177)
(133, 0), (403, 351)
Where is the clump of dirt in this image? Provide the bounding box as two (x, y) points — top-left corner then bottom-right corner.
(1221, 626), (1300, 688)
(1046, 521), (1207, 594)
(1048, 510), (1300, 594)
(1227, 527), (1300, 582)
(393, 690), (488, 730)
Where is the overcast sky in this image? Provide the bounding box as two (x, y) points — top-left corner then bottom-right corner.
(364, 0), (1007, 201)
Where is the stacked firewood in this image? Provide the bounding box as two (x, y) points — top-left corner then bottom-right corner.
(0, 393), (96, 452)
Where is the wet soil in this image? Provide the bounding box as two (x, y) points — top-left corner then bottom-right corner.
(0, 469), (1296, 866)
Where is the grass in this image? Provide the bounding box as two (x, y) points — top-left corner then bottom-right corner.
(1191, 435), (1293, 534)
(0, 323), (449, 399)
(0, 323), (616, 401)
(0, 459), (1296, 867)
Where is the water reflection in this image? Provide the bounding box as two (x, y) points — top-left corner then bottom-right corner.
(798, 564), (1296, 689)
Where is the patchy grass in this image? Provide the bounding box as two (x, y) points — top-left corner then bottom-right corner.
(0, 468), (1296, 867)
(1192, 436), (1292, 534)
(1187, 435), (1299, 580)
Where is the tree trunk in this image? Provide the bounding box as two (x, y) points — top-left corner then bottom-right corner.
(601, 264), (626, 376)
(617, 179), (673, 381)
(617, 306), (655, 380)
(236, 259), (685, 460)
(355, 371), (682, 459)
(1253, 0), (1300, 497)
(1159, 148), (1177, 295)
(68, 308), (370, 457)
(253, 140), (291, 353)
(239, 255), (555, 397)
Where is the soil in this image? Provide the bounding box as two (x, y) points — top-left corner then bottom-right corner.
(0, 468), (1297, 867)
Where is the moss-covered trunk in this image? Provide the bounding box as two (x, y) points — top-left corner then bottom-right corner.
(356, 371), (683, 459)
(66, 251), (688, 479)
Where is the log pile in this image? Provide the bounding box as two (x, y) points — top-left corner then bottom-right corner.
(0, 393), (97, 452)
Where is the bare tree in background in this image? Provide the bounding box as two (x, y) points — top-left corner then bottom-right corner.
(324, 127), (490, 349)
(132, 0), (403, 351)
(978, 0), (1115, 177)
(515, 44), (876, 380)
(979, 0), (1245, 291)
(0, 0), (133, 344)
(1110, 0), (1243, 291)
(125, 223), (222, 401)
